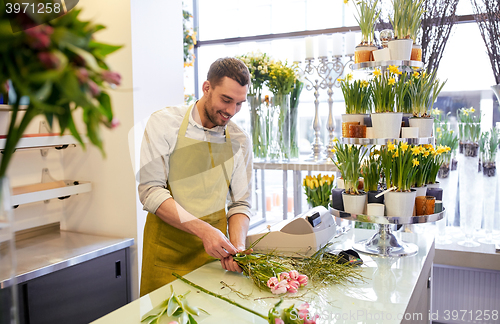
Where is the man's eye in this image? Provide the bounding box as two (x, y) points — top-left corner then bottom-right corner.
(223, 100), (230, 103)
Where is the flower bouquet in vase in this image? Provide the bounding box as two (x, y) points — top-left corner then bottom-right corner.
(408, 70), (446, 137)
(267, 61), (297, 162)
(479, 129), (500, 244)
(339, 74), (372, 137)
(303, 174), (335, 209)
(332, 143), (367, 214)
(370, 67), (402, 139)
(456, 108), (482, 246)
(290, 79), (304, 160)
(379, 141), (419, 217)
(237, 52), (272, 160)
(346, 0), (380, 63)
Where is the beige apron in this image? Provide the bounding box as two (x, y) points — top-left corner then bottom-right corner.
(140, 105), (234, 296)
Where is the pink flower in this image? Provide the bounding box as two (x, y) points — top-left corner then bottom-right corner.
(289, 270), (299, 280)
(76, 68), (89, 84)
(270, 280), (288, 295)
(88, 80), (101, 97)
(37, 52), (60, 69)
(111, 117), (120, 129)
(287, 280), (299, 293)
(275, 319), (284, 324)
(298, 274), (308, 287)
(267, 277), (278, 289)
(298, 303), (310, 320)
(279, 272), (290, 281)
(102, 70), (122, 86)
(168, 322), (179, 324)
(25, 25), (53, 49)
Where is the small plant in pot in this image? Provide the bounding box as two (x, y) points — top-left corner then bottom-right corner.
(379, 141), (419, 216)
(332, 143), (367, 214)
(408, 0), (425, 61)
(426, 145), (451, 186)
(408, 70), (446, 137)
(411, 145), (431, 196)
(339, 74), (372, 136)
(388, 0), (417, 60)
(347, 0), (381, 63)
(435, 127), (459, 178)
(303, 174), (335, 209)
(370, 67), (402, 139)
(361, 147), (383, 204)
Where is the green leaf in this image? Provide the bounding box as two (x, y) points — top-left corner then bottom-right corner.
(140, 299), (169, 321)
(179, 312), (189, 324)
(90, 41), (123, 57)
(97, 92), (112, 120)
(35, 81), (53, 102)
(182, 300), (200, 316)
(187, 313), (198, 324)
(167, 294), (181, 317)
(66, 43), (102, 73)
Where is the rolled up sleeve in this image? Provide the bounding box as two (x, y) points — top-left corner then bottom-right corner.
(226, 130), (253, 219)
(137, 114), (174, 214)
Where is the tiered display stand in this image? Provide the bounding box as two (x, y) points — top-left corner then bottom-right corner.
(329, 60), (445, 257)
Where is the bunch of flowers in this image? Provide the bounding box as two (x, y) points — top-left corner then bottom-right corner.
(233, 252), (308, 295)
(361, 147), (381, 192)
(266, 270), (309, 295)
(303, 174), (335, 208)
(237, 51), (273, 96)
(345, 0), (381, 45)
(371, 67), (398, 113)
(408, 70), (446, 117)
(267, 60), (298, 96)
(379, 141), (419, 191)
(338, 73), (372, 114)
(0, 5), (121, 178)
(332, 142), (367, 194)
(412, 145), (432, 188)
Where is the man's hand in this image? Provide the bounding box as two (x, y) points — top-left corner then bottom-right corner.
(220, 247), (253, 273)
(199, 225), (238, 259)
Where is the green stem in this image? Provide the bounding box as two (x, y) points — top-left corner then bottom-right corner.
(172, 273), (269, 321)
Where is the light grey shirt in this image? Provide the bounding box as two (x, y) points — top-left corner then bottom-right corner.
(138, 103), (253, 219)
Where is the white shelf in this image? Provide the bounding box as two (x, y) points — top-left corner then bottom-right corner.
(342, 137), (434, 145)
(11, 181), (92, 206)
(0, 134), (86, 150)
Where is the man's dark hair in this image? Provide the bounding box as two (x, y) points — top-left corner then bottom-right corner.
(207, 57), (250, 88)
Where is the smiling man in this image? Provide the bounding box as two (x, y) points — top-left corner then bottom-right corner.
(138, 57), (253, 296)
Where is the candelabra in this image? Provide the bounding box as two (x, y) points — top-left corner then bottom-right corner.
(296, 54), (354, 162)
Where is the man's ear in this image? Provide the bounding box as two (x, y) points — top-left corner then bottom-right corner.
(202, 80), (211, 95)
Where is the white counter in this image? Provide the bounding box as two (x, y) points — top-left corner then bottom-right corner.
(92, 228), (435, 324)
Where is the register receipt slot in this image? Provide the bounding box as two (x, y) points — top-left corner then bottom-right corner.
(246, 206), (336, 256)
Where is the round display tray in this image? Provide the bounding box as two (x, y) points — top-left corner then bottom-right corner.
(341, 137), (434, 145)
(329, 205), (445, 225)
(351, 60), (424, 70)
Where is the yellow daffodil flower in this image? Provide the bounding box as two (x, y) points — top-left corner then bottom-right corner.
(388, 77), (396, 85)
(373, 68), (382, 77)
(388, 65), (401, 75)
(431, 108), (441, 115)
(392, 151), (399, 158)
(412, 158), (419, 167)
(423, 150), (430, 157)
(413, 71), (420, 79)
(401, 142), (409, 152)
(387, 141), (396, 151)
(411, 146), (421, 155)
(337, 78), (344, 83)
(469, 107), (475, 113)
(344, 0), (348, 3)
(436, 127), (441, 133)
(346, 73), (353, 81)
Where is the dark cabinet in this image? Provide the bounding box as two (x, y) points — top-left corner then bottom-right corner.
(2, 248), (130, 324)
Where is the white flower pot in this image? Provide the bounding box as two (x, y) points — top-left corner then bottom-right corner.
(409, 117), (434, 137)
(342, 191), (367, 214)
(426, 182), (440, 189)
(341, 113), (368, 125)
(336, 178), (345, 189)
(388, 39), (413, 61)
(412, 185), (427, 197)
(385, 190), (416, 217)
(401, 127), (419, 138)
(371, 112), (402, 139)
(373, 48), (391, 62)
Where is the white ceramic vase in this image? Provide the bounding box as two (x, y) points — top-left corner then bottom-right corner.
(384, 189), (416, 218)
(342, 191), (367, 214)
(371, 112), (403, 139)
(387, 39), (413, 61)
(409, 117), (434, 137)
